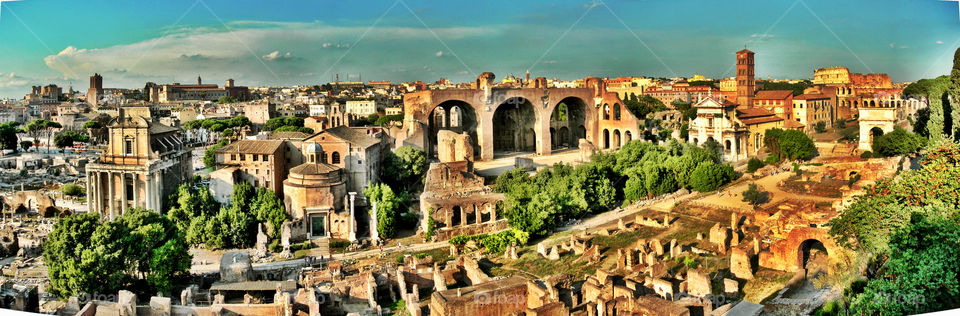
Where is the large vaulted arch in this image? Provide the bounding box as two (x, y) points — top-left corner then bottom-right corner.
(493, 97), (537, 155)
(428, 100), (479, 159)
(550, 97), (587, 150)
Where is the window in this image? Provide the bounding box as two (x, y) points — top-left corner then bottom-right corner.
(231, 154), (236, 161)
(240, 154), (245, 161)
(331, 152), (341, 164)
(253, 155), (258, 162)
(124, 139), (134, 155)
(262, 155), (269, 162)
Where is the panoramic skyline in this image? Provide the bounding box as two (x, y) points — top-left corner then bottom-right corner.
(0, 0), (958, 98)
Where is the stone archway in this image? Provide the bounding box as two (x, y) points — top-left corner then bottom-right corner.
(429, 100), (479, 159)
(551, 97), (587, 150)
(613, 130), (621, 148)
(493, 97), (537, 155)
(760, 227), (840, 272)
(603, 129), (610, 149)
(798, 239), (828, 269)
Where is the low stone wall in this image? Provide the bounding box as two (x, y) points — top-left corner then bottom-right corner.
(433, 219), (509, 241)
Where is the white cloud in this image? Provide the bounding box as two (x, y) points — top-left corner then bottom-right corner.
(937, 40), (945, 45)
(262, 51), (293, 61)
(435, 51), (443, 57)
(889, 42), (895, 48)
(41, 22), (498, 84)
(0, 73), (31, 89)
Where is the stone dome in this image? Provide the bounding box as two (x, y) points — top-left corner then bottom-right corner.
(305, 142), (323, 154)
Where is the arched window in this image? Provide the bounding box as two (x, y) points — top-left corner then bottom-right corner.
(434, 108), (446, 128)
(603, 104), (610, 120)
(450, 106), (462, 128)
(331, 152), (341, 164)
(613, 104), (622, 121)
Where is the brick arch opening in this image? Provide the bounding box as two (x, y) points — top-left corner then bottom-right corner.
(429, 100), (479, 159)
(493, 97), (537, 155)
(797, 239), (828, 269)
(550, 97), (587, 150)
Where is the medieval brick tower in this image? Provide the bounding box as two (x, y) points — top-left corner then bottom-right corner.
(736, 49), (755, 107)
(87, 73), (103, 107)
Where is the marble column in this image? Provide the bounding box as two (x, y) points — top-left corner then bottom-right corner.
(370, 201), (379, 244)
(108, 172), (116, 219)
(120, 173), (128, 215)
(348, 192), (357, 241)
(131, 173), (139, 210)
(156, 171), (163, 212)
(85, 171), (93, 213)
(145, 174), (155, 211)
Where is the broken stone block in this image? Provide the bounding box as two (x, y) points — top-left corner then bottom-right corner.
(724, 278), (739, 296)
(118, 290), (136, 316)
(548, 245), (561, 260)
(730, 248), (754, 279)
(686, 270), (711, 297)
(150, 296), (171, 316)
(650, 239), (664, 256)
(618, 219), (627, 231)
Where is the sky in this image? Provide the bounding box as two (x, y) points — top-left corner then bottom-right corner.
(0, 0), (959, 98)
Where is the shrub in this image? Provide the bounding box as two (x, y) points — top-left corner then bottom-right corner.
(814, 121), (827, 133)
(747, 157), (764, 173)
(764, 154), (779, 164)
(62, 184), (85, 197)
(860, 151), (874, 159)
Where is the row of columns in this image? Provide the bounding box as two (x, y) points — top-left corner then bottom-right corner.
(443, 203), (497, 228)
(86, 170), (163, 219)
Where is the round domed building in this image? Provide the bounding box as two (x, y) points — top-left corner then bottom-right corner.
(282, 143), (351, 240)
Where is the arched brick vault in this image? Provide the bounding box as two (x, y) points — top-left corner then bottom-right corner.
(401, 74), (642, 160)
(759, 226), (841, 272)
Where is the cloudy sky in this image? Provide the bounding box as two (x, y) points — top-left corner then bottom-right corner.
(0, 0), (958, 98)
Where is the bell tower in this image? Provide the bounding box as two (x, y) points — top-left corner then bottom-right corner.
(736, 49), (755, 107)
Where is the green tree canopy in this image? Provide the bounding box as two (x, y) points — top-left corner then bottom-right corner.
(689, 161), (737, 192)
(764, 128), (816, 161)
(848, 211), (960, 315)
(871, 126), (926, 157)
(43, 209), (191, 298)
(380, 146), (428, 192)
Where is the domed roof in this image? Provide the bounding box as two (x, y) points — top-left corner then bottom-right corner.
(305, 142), (323, 154)
(289, 162), (340, 176)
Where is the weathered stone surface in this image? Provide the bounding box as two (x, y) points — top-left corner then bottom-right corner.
(723, 278), (739, 296)
(117, 290), (136, 316)
(150, 296), (171, 316)
(731, 248), (754, 279)
(437, 130), (474, 163)
(686, 269), (711, 297)
(548, 245), (561, 260)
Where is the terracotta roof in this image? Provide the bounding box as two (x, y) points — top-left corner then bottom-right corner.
(736, 107), (777, 118)
(215, 139), (284, 155)
(269, 131), (311, 140)
(741, 116), (783, 125)
(794, 94), (830, 100)
(307, 125), (382, 148)
(754, 90), (793, 100)
(784, 120), (805, 129)
(289, 162), (340, 175)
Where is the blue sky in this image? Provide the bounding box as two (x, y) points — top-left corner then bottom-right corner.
(0, 0), (958, 98)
